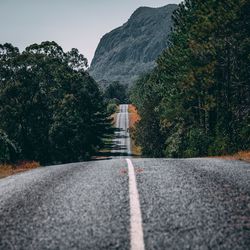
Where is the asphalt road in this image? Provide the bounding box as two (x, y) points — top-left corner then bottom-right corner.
(112, 104), (131, 156)
(0, 105), (250, 250)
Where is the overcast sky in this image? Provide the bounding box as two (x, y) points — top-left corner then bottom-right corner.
(0, 0), (182, 64)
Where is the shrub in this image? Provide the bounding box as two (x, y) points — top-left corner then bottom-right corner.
(183, 128), (210, 157)
(107, 103), (118, 115)
(0, 130), (19, 163)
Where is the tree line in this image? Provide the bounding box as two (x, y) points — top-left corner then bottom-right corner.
(131, 0), (250, 157)
(103, 81), (129, 114)
(0, 41), (113, 164)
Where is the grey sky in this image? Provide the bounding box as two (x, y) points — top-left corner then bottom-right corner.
(0, 0), (182, 64)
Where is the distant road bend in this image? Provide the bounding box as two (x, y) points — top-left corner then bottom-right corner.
(0, 104), (250, 249)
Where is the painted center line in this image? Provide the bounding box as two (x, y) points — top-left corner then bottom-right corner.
(126, 158), (145, 250)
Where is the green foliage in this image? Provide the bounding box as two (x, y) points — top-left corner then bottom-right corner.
(0, 130), (20, 163)
(0, 42), (112, 164)
(183, 128), (211, 157)
(208, 134), (231, 156)
(107, 103), (118, 115)
(131, 0), (250, 157)
(130, 72), (165, 157)
(164, 123), (184, 158)
(104, 81), (128, 104)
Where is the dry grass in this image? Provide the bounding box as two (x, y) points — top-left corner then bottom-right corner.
(128, 104), (141, 156)
(211, 151), (250, 163)
(111, 112), (117, 125)
(128, 105), (140, 127)
(0, 164), (13, 179)
(110, 105), (120, 125)
(0, 161), (40, 179)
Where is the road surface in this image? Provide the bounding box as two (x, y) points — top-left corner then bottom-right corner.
(0, 104), (250, 249)
(112, 104), (131, 156)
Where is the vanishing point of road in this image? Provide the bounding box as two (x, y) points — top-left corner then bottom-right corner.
(0, 104), (250, 249)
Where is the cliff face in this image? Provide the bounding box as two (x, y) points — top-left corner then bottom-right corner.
(89, 4), (177, 86)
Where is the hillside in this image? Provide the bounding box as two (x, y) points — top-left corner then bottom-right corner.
(89, 4), (177, 86)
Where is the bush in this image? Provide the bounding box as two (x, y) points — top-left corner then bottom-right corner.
(183, 128), (210, 157)
(104, 81), (128, 103)
(0, 130), (19, 163)
(208, 134), (231, 156)
(107, 103), (118, 115)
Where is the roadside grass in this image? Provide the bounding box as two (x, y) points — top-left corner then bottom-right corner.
(128, 104), (141, 156)
(210, 151), (250, 163)
(110, 104), (120, 125)
(0, 161), (40, 179)
(111, 112), (117, 125)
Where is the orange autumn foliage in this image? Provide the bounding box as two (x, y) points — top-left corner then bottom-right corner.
(0, 161), (40, 178)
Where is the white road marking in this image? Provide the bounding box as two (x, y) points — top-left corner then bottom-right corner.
(126, 158), (145, 250)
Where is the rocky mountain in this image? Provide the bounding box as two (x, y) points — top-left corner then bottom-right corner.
(89, 4), (177, 86)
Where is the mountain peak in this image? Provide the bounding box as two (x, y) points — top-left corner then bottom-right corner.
(89, 4), (178, 86)
(131, 4), (177, 17)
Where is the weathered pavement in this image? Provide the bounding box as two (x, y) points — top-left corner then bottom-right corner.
(0, 105), (250, 250)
